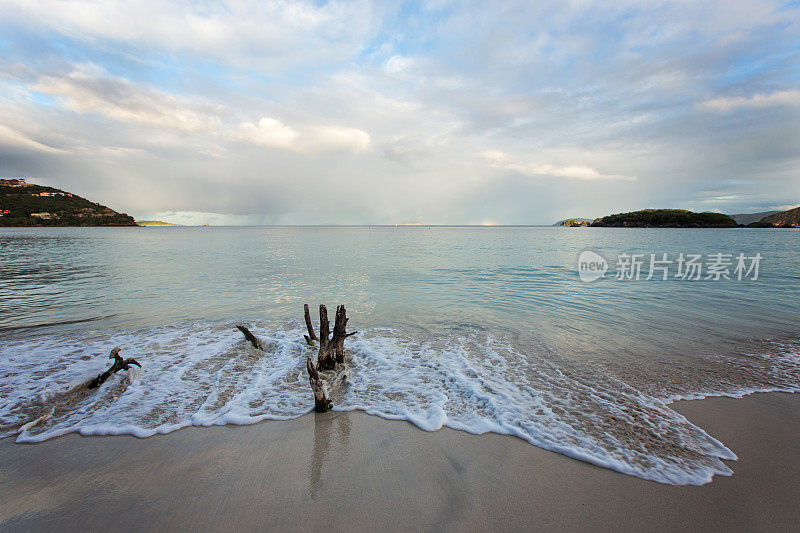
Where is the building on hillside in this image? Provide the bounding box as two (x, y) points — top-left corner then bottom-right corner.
(34, 192), (72, 197)
(30, 212), (54, 219)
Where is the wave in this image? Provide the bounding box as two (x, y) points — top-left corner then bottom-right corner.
(1, 320), (798, 486)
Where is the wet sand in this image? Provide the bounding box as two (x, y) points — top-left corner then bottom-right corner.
(1, 392), (799, 532)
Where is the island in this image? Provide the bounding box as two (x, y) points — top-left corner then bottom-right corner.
(136, 220), (183, 227)
(745, 206), (800, 228)
(0, 178), (136, 227)
(554, 207), (798, 228)
(553, 218), (593, 227)
(590, 209), (737, 228)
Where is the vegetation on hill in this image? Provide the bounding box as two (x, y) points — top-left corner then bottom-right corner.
(591, 209), (737, 228)
(0, 182), (136, 227)
(748, 206), (800, 227)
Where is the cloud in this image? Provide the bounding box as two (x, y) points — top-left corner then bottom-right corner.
(478, 150), (511, 163)
(0, 0), (380, 73)
(0, 124), (66, 154)
(139, 211), (277, 226)
(235, 118), (370, 154)
(32, 68), (221, 133)
(235, 118), (299, 150)
(303, 126), (371, 154)
(24, 67), (371, 155)
(480, 151), (635, 181)
(699, 90), (800, 112)
(1, 1), (799, 224)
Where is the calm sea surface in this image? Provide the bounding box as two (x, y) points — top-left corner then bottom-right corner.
(1, 226), (799, 484)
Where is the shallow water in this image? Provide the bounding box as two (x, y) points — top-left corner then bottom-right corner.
(1, 226), (798, 484)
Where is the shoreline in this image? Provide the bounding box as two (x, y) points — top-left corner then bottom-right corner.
(1, 392), (798, 531)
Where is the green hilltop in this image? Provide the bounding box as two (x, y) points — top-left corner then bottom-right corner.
(0, 178), (136, 227)
(590, 209), (737, 228)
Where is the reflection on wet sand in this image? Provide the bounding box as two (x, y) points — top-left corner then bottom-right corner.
(310, 411), (351, 499)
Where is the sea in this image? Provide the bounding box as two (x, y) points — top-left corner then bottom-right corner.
(1, 226), (798, 485)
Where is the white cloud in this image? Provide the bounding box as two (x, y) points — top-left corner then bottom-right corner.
(480, 151), (635, 181)
(235, 118), (370, 154)
(235, 118), (299, 150)
(384, 55), (416, 75)
(699, 90), (800, 112)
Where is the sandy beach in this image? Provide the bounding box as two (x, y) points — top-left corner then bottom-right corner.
(1, 392), (798, 531)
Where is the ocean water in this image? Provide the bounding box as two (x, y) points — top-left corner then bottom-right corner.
(1, 226), (798, 485)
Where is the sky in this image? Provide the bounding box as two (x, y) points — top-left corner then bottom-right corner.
(0, 0), (798, 225)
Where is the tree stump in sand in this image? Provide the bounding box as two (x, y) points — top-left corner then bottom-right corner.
(315, 304), (356, 371)
(236, 324), (263, 350)
(87, 348), (142, 389)
(307, 357), (333, 412)
(304, 304), (357, 412)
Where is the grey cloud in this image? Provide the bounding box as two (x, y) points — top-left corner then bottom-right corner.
(1, 1), (799, 224)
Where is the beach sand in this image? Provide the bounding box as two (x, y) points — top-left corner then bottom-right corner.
(1, 392), (798, 531)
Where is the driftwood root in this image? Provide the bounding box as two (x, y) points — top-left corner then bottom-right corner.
(307, 357), (333, 412)
(304, 304), (357, 412)
(303, 304), (318, 345)
(87, 348), (141, 389)
(236, 324), (263, 350)
(316, 304), (356, 371)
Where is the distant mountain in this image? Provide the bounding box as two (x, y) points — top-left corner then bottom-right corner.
(0, 178), (136, 227)
(752, 206), (800, 227)
(591, 209), (737, 228)
(729, 211), (779, 225)
(553, 218), (594, 227)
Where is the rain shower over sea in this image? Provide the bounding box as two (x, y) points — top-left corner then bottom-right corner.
(1, 226), (798, 485)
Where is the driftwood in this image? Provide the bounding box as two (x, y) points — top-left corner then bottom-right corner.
(316, 305), (356, 371)
(304, 304), (357, 412)
(87, 348), (141, 389)
(19, 348), (140, 433)
(236, 324), (263, 350)
(303, 304), (318, 345)
(307, 357), (333, 412)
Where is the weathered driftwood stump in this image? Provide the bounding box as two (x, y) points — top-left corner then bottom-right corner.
(307, 357), (333, 412)
(304, 304), (356, 412)
(87, 348), (141, 389)
(236, 324), (263, 350)
(306, 304), (356, 371)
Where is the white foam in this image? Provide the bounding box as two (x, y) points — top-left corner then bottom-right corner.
(1, 321), (798, 486)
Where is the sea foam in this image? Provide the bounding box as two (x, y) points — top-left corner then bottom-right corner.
(1, 320), (798, 486)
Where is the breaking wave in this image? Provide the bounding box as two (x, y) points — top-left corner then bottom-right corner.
(1, 320), (798, 486)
